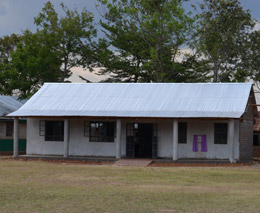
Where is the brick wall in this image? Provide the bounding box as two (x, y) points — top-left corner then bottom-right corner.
(239, 120), (253, 162)
(239, 89), (255, 162)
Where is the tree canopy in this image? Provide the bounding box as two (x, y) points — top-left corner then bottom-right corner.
(34, 1), (97, 82)
(0, 1), (96, 98)
(95, 0), (208, 83)
(0, 0), (260, 98)
(197, 0), (256, 82)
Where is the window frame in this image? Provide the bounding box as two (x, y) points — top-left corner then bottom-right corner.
(214, 123), (228, 145)
(89, 122), (115, 143)
(178, 122), (187, 144)
(44, 120), (64, 142)
(6, 121), (13, 137)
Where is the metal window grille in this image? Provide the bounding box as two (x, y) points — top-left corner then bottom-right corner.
(89, 122), (115, 142)
(6, 122), (13, 137)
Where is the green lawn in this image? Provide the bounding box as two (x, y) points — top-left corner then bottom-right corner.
(0, 158), (260, 213)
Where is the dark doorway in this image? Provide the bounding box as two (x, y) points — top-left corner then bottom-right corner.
(254, 135), (260, 146)
(126, 123), (155, 158)
(135, 123), (153, 158)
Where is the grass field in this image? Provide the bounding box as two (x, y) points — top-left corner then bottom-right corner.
(1, 158), (260, 213)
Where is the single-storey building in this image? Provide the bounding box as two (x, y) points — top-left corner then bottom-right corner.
(8, 83), (257, 162)
(0, 95), (26, 153)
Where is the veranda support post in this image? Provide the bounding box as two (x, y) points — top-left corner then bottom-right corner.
(116, 119), (121, 159)
(13, 117), (19, 158)
(64, 119), (69, 158)
(173, 120), (178, 161)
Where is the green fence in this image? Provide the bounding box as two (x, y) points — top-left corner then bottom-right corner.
(0, 139), (26, 152)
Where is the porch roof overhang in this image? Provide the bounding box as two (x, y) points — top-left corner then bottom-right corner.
(10, 113), (244, 120)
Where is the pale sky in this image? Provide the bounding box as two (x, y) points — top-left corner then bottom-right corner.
(0, 0), (259, 83)
(0, 0), (259, 37)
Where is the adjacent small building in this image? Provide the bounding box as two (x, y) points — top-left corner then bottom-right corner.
(0, 95), (26, 153)
(8, 83), (257, 162)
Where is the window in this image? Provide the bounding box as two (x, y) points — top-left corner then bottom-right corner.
(178, 122), (187, 144)
(45, 121), (64, 141)
(214, 123), (228, 144)
(6, 122), (13, 137)
(89, 122), (115, 142)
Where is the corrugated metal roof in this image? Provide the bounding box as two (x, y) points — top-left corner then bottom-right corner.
(0, 95), (24, 117)
(8, 83), (253, 118)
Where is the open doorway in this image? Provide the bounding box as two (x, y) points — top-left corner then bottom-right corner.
(135, 123), (153, 158)
(126, 123), (157, 158)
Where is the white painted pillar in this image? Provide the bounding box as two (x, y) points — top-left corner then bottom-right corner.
(116, 119), (121, 159)
(13, 117), (19, 158)
(228, 119), (235, 163)
(173, 119), (178, 161)
(64, 119), (69, 158)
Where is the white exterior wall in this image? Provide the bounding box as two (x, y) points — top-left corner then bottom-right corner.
(27, 118), (117, 156)
(26, 118), (239, 160)
(69, 119), (116, 157)
(177, 119), (239, 160)
(27, 118), (64, 155)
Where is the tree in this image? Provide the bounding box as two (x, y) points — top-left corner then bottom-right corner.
(0, 31), (61, 98)
(197, 0), (255, 82)
(0, 34), (22, 94)
(244, 28), (260, 91)
(34, 1), (96, 81)
(0, 1), (97, 98)
(0, 34), (21, 61)
(96, 0), (207, 82)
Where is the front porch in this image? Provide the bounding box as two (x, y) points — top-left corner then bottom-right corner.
(12, 117), (239, 163)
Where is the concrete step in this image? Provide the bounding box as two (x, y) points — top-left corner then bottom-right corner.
(113, 159), (153, 167)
